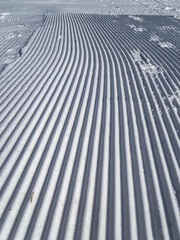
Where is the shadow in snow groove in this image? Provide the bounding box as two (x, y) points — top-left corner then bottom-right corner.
(0, 13), (180, 240)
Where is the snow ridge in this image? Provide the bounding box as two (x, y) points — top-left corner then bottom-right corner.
(0, 13), (180, 240)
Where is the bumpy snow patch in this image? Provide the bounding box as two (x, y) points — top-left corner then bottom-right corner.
(0, 13), (44, 72)
(158, 42), (175, 49)
(129, 24), (146, 32)
(163, 88), (180, 114)
(168, 89), (180, 105)
(150, 34), (176, 49)
(128, 15), (143, 22)
(0, 12), (10, 22)
(131, 49), (163, 76)
(0, 12), (10, 16)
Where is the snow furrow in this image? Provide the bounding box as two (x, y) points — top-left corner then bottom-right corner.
(0, 13), (179, 240)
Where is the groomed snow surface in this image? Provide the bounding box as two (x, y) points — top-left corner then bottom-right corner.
(0, 3), (180, 240)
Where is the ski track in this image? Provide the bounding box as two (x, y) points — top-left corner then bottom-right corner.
(0, 13), (180, 240)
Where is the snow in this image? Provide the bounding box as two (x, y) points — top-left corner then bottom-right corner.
(131, 49), (163, 76)
(0, 0), (179, 16)
(150, 34), (176, 49)
(0, 1), (180, 240)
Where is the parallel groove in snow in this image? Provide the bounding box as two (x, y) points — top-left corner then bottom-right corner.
(0, 13), (180, 240)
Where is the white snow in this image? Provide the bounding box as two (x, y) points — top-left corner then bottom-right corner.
(150, 35), (176, 49)
(131, 49), (163, 76)
(0, 1), (180, 240)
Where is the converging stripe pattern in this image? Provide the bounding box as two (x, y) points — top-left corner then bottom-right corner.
(0, 13), (180, 240)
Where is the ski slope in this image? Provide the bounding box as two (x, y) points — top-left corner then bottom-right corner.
(0, 12), (43, 72)
(0, 7), (180, 240)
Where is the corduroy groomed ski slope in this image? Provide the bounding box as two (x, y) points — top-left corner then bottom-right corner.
(0, 1), (180, 240)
